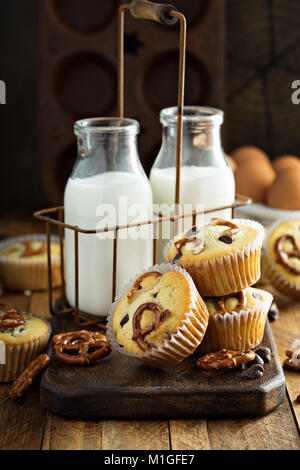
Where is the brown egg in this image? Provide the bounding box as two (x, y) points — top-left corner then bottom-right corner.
(273, 155), (300, 173)
(267, 168), (300, 210)
(231, 146), (270, 165)
(235, 157), (276, 202)
(226, 155), (237, 173)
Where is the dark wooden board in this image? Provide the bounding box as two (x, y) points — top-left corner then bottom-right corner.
(40, 315), (285, 420)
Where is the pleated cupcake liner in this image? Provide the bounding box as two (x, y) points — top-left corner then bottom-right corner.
(107, 263), (209, 368)
(0, 234), (61, 291)
(264, 216), (300, 299)
(0, 314), (51, 382)
(198, 289), (273, 354)
(164, 218), (264, 297)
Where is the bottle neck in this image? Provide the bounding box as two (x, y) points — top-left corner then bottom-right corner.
(162, 122), (222, 153)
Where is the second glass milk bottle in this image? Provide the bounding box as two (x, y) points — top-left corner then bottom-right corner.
(150, 106), (235, 262)
(64, 118), (153, 317)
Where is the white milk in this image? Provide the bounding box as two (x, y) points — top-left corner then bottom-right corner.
(150, 166), (235, 262)
(64, 172), (153, 316)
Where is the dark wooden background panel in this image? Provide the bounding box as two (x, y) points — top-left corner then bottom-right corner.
(0, 0), (40, 210)
(37, 0), (225, 205)
(225, 0), (300, 158)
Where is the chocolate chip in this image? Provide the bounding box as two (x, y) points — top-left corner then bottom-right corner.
(186, 226), (199, 238)
(153, 293), (158, 298)
(246, 364), (264, 379)
(248, 353), (264, 367)
(219, 235), (233, 244)
(296, 394), (300, 404)
(173, 251), (183, 263)
(256, 347), (271, 364)
(268, 302), (279, 323)
(120, 314), (129, 328)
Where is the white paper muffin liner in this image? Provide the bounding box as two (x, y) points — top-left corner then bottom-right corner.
(163, 218), (264, 297)
(0, 234), (61, 291)
(264, 216), (300, 299)
(0, 313), (51, 382)
(198, 289), (273, 354)
(107, 263), (209, 368)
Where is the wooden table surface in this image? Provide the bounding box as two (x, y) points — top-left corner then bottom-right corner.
(0, 213), (300, 450)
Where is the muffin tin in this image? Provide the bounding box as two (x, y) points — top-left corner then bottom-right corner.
(37, 0), (225, 204)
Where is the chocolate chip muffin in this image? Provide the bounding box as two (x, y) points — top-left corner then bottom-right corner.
(107, 264), (209, 368)
(264, 217), (300, 299)
(165, 218), (264, 297)
(0, 311), (51, 382)
(0, 235), (61, 291)
(199, 287), (273, 354)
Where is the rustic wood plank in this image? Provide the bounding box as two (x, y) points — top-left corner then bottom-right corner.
(42, 416), (102, 450)
(101, 421), (170, 450)
(0, 382), (46, 450)
(29, 290), (60, 321)
(206, 399), (300, 450)
(270, 288), (300, 431)
(169, 420), (210, 450)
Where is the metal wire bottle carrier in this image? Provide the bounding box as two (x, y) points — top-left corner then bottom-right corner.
(34, 0), (251, 327)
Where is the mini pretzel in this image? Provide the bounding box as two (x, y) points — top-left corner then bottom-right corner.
(211, 218), (240, 237)
(9, 354), (50, 400)
(286, 349), (300, 360)
(275, 235), (300, 275)
(0, 309), (24, 330)
(21, 241), (47, 258)
(52, 330), (111, 365)
(132, 303), (170, 352)
(215, 291), (246, 315)
(173, 237), (203, 260)
(196, 349), (255, 370)
(284, 358), (300, 372)
(127, 272), (162, 300)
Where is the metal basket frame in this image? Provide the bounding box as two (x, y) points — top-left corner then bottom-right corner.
(33, 1), (252, 326)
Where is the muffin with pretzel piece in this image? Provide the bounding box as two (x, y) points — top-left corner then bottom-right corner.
(107, 264), (209, 368)
(0, 235), (61, 291)
(198, 287), (273, 354)
(165, 218), (264, 297)
(264, 217), (300, 299)
(0, 305), (51, 382)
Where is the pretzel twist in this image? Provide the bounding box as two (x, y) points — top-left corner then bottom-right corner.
(52, 330), (111, 365)
(211, 218), (240, 237)
(132, 303), (170, 351)
(284, 358), (300, 372)
(197, 349), (255, 370)
(9, 354), (50, 400)
(275, 235), (300, 275)
(0, 302), (24, 330)
(127, 271), (162, 300)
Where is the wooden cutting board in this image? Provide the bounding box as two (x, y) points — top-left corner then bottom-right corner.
(40, 315), (285, 419)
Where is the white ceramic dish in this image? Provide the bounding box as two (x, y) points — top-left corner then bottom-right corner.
(236, 203), (300, 227)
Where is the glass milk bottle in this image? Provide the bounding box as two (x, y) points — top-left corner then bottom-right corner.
(150, 106), (235, 263)
(64, 118), (153, 317)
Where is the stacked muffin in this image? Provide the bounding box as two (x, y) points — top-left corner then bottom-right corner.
(165, 218), (272, 354)
(108, 218), (271, 368)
